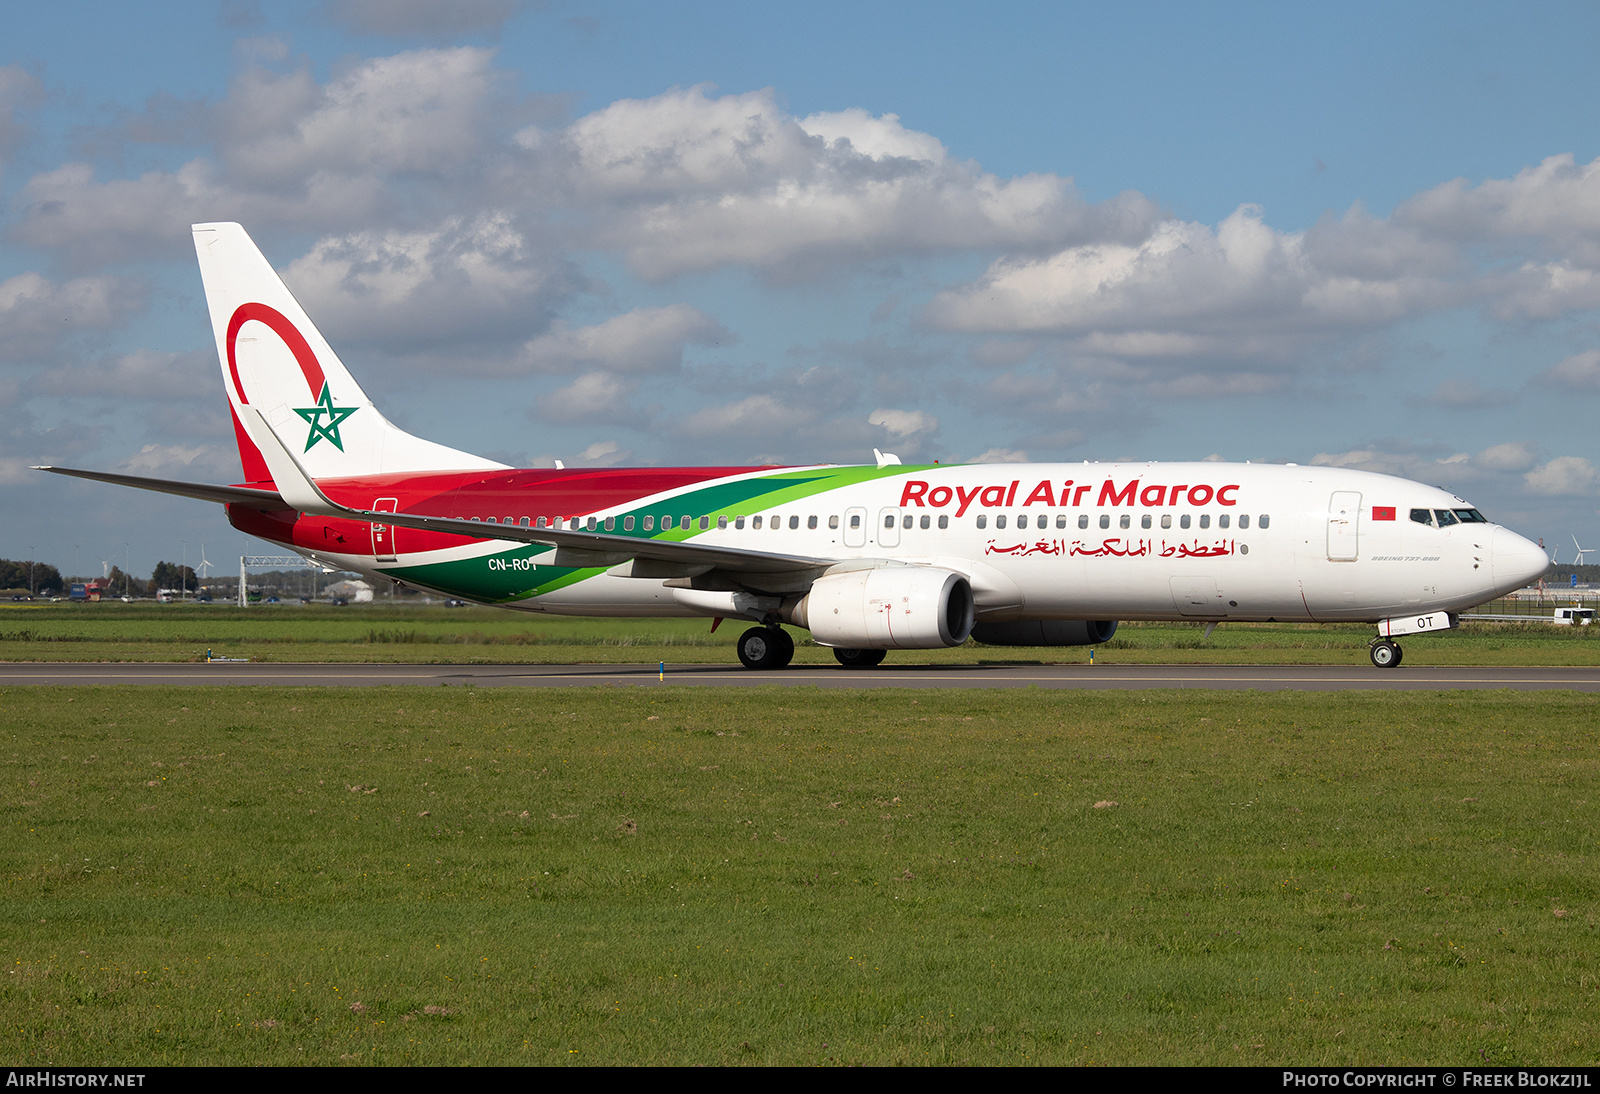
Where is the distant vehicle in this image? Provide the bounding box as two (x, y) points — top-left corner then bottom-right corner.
(1553, 607), (1594, 625)
(69, 582), (103, 602)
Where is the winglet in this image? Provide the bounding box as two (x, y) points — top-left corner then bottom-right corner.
(244, 406), (344, 515)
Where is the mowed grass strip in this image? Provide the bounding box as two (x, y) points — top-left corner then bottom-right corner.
(1, 686), (1596, 1066)
(4, 603), (1600, 665)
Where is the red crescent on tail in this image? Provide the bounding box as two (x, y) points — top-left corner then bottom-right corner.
(224, 302), (328, 405)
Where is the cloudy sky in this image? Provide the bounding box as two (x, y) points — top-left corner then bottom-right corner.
(5, 0), (1600, 578)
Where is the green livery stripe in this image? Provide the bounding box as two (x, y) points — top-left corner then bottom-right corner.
(386, 464), (931, 602)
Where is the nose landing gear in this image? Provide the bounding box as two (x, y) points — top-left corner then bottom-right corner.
(1369, 638), (1403, 669)
(737, 625), (795, 670)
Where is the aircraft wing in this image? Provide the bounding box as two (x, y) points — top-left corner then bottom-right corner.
(35, 466), (287, 508)
(239, 407), (835, 576)
(322, 500), (830, 575)
(41, 423), (835, 578)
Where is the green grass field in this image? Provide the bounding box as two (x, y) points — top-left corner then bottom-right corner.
(3, 686), (1596, 1065)
(3, 601), (1600, 665)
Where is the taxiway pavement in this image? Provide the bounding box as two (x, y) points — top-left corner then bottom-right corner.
(3, 662), (1599, 691)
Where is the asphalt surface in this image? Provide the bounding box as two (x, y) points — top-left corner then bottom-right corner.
(3, 662), (1600, 690)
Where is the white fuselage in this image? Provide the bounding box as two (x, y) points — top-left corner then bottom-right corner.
(287, 462), (1549, 626)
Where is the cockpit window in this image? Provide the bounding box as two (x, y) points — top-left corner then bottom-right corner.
(1410, 508), (1433, 526)
(1434, 509), (1459, 527)
(1453, 508), (1488, 523)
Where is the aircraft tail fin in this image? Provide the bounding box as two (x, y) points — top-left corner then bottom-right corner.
(191, 222), (504, 486)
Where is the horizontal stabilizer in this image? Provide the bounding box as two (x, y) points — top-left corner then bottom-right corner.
(34, 466), (287, 509)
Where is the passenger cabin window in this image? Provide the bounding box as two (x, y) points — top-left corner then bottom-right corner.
(1180, 515), (1191, 529)
(1141, 514), (1152, 529)
(1238, 514), (1249, 530)
(1219, 514), (1230, 529)
(884, 514), (895, 528)
(828, 515), (839, 529)
(1016, 514), (1028, 530)
(717, 515), (728, 530)
(1119, 514), (1131, 530)
(938, 515), (949, 529)
(699, 516), (710, 530)
(786, 515), (797, 530)
(809, 515), (819, 530)
(735, 516), (745, 529)
(996, 515), (1008, 529)
(604, 517), (615, 531)
(1199, 515), (1210, 529)
(536, 517), (548, 528)
(770, 513), (780, 528)
(643, 516), (653, 531)
(1056, 515), (1067, 529)
(976, 515), (987, 529)
(920, 515), (930, 530)
(752, 516), (762, 529)
(1258, 515), (1270, 529)
(1099, 514), (1110, 530)
(1161, 514), (1172, 529)
(1079, 515), (1089, 530)
(849, 514), (860, 529)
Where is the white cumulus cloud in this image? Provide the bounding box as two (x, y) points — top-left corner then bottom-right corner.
(524, 305), (729, 374)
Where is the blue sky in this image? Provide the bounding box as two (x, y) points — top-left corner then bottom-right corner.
(6, 0), (1600, 578)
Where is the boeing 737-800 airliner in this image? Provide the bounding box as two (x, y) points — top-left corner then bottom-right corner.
(39, 223), (1551, 669)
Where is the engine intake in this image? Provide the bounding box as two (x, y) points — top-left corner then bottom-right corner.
(790, 567), (975, 649)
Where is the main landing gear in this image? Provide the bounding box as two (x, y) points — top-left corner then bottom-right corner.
(833, 647), (887, 668)
(1369, 638), (1403, 669)
(737, 626), (795, 670)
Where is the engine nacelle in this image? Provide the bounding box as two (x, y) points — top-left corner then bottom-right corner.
(970, 620), (1118, 646)
(790, 567), (975, 649)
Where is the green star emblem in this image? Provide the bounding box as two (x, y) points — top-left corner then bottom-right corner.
(293, 383), (358, 452)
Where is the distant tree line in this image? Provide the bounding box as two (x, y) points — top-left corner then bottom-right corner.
(1541, 563), (1600, 585)
(150, 561), (198, 594)
(0, 559), (63, 595)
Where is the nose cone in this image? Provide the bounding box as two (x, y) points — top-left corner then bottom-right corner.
(1492, 527), (1552, 594)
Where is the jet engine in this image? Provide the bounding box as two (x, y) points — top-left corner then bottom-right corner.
(790, 567), (975, 649)
(970, 620), (1118, 646)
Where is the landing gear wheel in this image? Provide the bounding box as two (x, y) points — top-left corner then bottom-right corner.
(1370, 640), (1402, 669)
(770, 627), (795, 668)
(833, 647), (887, 668)
(738, 626), (795, 670)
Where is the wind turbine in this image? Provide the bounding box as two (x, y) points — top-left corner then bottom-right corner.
(197, 544), (213, 579)
(1574, 535), (1597, 567)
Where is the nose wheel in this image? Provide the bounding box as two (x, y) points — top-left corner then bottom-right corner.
(1369, 639), (1403, 669)
(737, 626), (795, 670)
